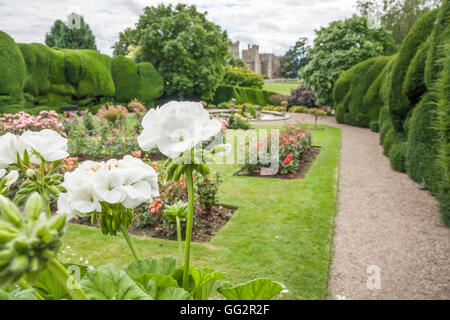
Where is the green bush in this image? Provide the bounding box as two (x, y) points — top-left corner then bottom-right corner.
(403, 39), (429, 105)
(221, 65), (264, 89)
(333, 56), (392, 127)
(389, 142), (408, 172)
(383, 127), (406, 156)
(18, 43), (52, 96)
(406, 92), (441, 194)
(212, 85), (276, 105)
(111, 56), (163, 107)
(424, 0), (450, 87)
(0, 31), (26, 109)
(369, 120), (379, 132)
(385, 9), (438, 131)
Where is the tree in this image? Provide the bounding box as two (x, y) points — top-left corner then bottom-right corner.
(300, 15), (395, 106)
(278, 37), (311, 79)
(45, 13), (97, 50)
(356, 0), (441, 45)
(112, 28), (138, 57)
(112, 4), (230, 100)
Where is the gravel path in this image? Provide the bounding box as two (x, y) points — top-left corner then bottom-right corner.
(253, 114), (450, 300)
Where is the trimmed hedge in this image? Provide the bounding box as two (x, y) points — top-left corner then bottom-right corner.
(334, 56), (392, 127)
(406, 92), (442, 193)
(403, 39), (429, 105)
(212, 85), (276, 105)
(0, 31), (26, 107)
(385, 9), (439, 131)
(389, 142), (408, 172)
(111, 56), (163, 107)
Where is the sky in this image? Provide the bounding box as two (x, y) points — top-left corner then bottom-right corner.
(0, 0), (359, 57)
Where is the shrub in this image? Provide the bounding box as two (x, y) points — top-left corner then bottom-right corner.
(389, 142), (408, 172)
(406, 92), (442, 194)
(222, 65), (264, 89)
(195, 172), (222, 214)
(0, 31), (26, 110)
(268, 93), (288, 107)
(289, 106), (308, 113)
(403, 39), (429, 105)
(385, 9), (439, 131)
(243, 125), (312, 176)
(226, 114), (251, 130)
(369, 120), (379, 132)
(96, 104), (128, 122)
(18, 43), (51, 97)
(128, 98), (147, 113)
(212, 85), (276, 105)
(111, 56), (163, 107)
(287, 85), (316, 108)
(333, 56), (392, 127)
(382, 126), (406, 156)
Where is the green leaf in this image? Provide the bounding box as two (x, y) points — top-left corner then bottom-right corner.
(134, 273), (192, 300)
(0, 289), (12, 300)
(10, 288), (38, 300)
(80, 264), (152, 300)
(125, 257), (176, 279)
(34, 263), (88, 300)
(217, 278), (285, 300)
(173, 266), (227, 300)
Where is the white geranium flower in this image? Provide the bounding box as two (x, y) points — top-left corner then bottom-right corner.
(4, 170), (19, 186)
(57, 156), (159, 218)
(93, 169), (126, 204)
(138, 101), (222, 158)
(0, 169), (5, 180)
(21, 129), (69, 163)
(71, 183), (101, 214)
(0, 133), (29, 168)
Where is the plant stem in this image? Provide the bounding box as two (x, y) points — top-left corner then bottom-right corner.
(183, 166), (195, 290)
(176, 216), (183, 266)
(121, 225), (141, 260)
(47, 259), (88, 300)
(18, 279), (45, 300)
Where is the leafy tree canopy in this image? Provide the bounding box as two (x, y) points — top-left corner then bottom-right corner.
(112, 4), (230, 100)
(279, 37), (311, 79)
(45, 13), (97, 50)
(356, 0), (441, 45)
(300, 15), (395, 106)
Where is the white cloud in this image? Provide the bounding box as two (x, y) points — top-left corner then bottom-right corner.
(0, 0), (358, 56)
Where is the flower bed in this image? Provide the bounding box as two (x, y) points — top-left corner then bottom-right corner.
(238, 124), (318, 179)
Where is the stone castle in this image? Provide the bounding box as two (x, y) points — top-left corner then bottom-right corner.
(229, 41), (280, 80)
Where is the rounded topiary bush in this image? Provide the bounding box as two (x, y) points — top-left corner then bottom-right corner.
(0, 31), (26, 108)
(382, 126), (406, 156)
(19, 43), (52, 96)
(333, 56), (392, 127)
(389, 141), (408, 172)
(112, 56), (164, 107)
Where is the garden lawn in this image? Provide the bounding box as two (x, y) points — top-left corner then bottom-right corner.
(263, 80), (300, 95)
(63, 124), (341, 299)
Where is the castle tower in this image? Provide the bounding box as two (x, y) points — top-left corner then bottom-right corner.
(229, 41), (240, 58)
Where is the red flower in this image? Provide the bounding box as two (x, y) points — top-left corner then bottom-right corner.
(284, 158), (291, 165)
(296, 135), (301, 139)
(286, 154), (293, 159)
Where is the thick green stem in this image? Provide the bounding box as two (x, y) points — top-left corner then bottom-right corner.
(183, 166), (195, 290)
(176, 216), (183, 266)
(121, 225), (141, 260)
(47, 259), (88, 300)
(18, 279), (45, 300)
(42, 190), (51, 217)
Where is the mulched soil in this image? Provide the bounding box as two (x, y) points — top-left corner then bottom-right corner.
(234, 146), (321, 179)
(70, 204), (236, 243)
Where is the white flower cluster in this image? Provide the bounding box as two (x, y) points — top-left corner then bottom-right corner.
(0, 129), (69, 168)
(138, 101), (222, 159)
(57, 156), (159, 220)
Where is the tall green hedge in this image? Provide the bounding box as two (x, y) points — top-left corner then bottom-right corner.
(385, 9), (439, 131)
(111, 56), (163, 107)
(334, 56), (392, 127)
(212, 85), (276, 105)
(333, 2), (449, 225)
(0, 31), (26, 108)
(0, 31), (164, 113)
